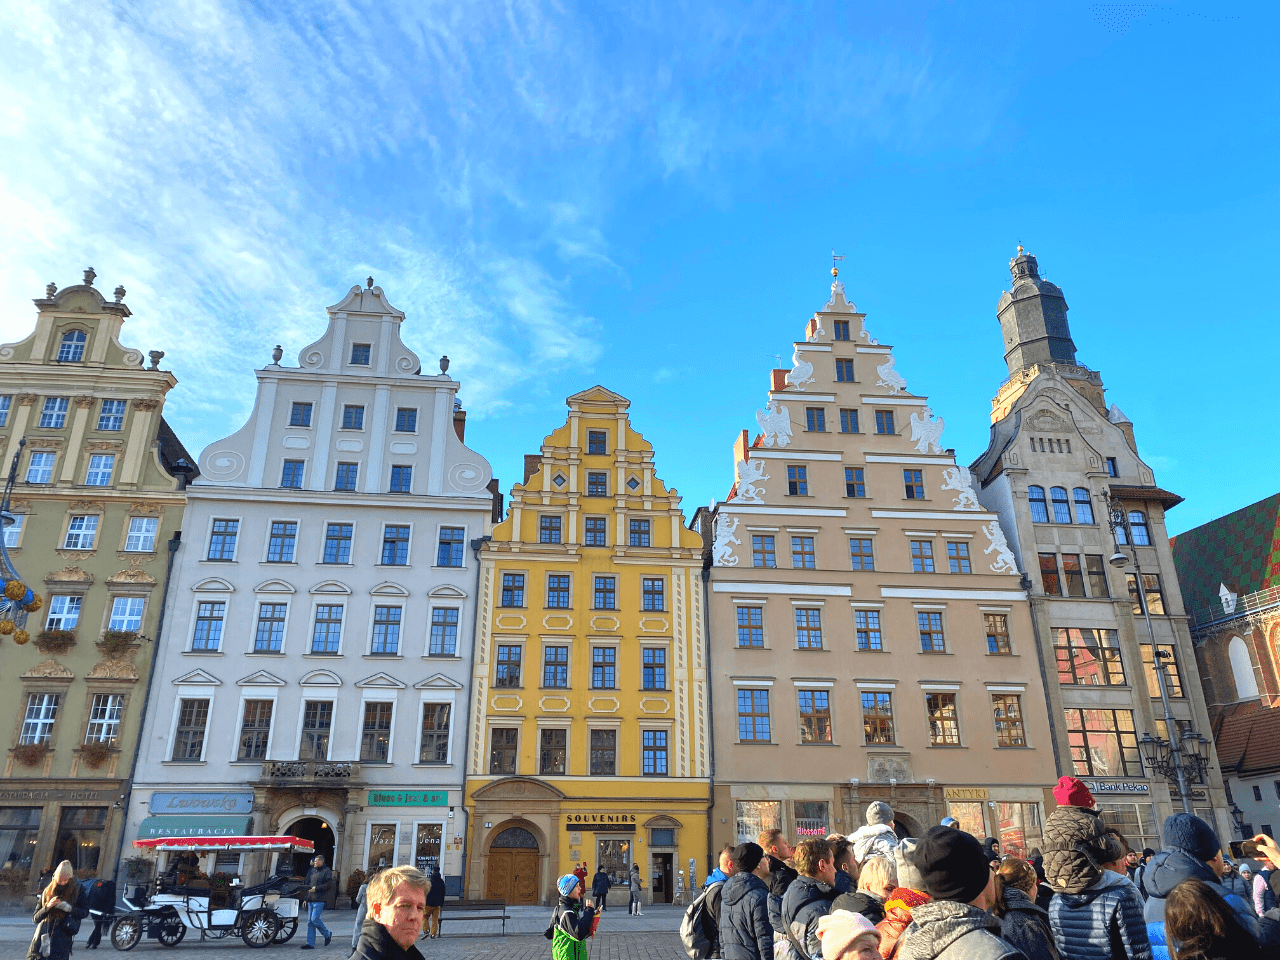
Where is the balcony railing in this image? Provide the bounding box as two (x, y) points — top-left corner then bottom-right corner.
(261, 761), (361, 781)
(1188, 585), (1280, 635)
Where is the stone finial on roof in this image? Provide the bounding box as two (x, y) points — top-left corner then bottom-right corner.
(271, 345), (283, 364)
(84, 267), (96, 286)
(114, 285), (126, 302)
(148, 350), (164, 370)
(45, 282), (57, 298)
(367, 276), (374, 289)
(439, 355), (450, 374)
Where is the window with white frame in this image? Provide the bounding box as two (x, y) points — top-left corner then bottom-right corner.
(171, 698), (209, 760)
(46, 595), (81, 630)
(85, 694), (124, 745)
(361, 702), (393, 763)
(371, 606), (401, 655)
(0, 395), (9, 428)
(124, 517), (158, 552)
(299, 700), (332, 759)
(254, 603), (287, 652)
(311, 605), (343, 654)
(39, 397), (69, 428)
(56, 330), (86, 362)
(437, 527), (465, 567)
(428, 608), (459, 655)
(238, 700), (273, 760)
(109, 596), (145, 633)
(96, 399), (126, 431)
(266, 521), (297, 562)
(63, 515), (99, 550)
(207, 519), (238, 560)
(420, 704), (451, 764)
(3, 513), (24, 548)
(19, 693), (60, 744)
(26, 452), (55, 484)
(191, 601), (224, 650)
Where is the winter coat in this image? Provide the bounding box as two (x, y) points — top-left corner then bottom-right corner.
(833, 890), (886, 925)
(1253, 871), (1276, 916)
(781, 874), (838, 958)
(350, 917), (426, 960)
(851, 823), (902, 865)
(996, 887), (1059, 960)
(983, 839), (1002, 865)
(765, 855), (798, 934)
(897, 900), (1029, 960)
(1142, 848), (1258, 960)
(1220, 871), (1252, 910)
(1049, 869), (1150, 960)
(29, 881), (88, 960)
(550, 895), (595, 960)
(1034, 884), (1054, 912)
(834, 868), (856, 895)
(352, 883), (369, 950)
(426, 867), (445, 907)
(719, 872), (775, 960)
(304, 864), (334, 903)
(591, 869), (611, 902)
(1041, 806), (1110, 895)
(706, 868), (729, 888)
(877, 902), (918, 959)
(629, 868), (642, 895)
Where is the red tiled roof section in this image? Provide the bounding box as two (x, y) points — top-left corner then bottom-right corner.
(1215, 704), (1280, 776)
(1110, 484), (1185, 508)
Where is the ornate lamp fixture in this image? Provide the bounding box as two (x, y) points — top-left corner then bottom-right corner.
(0, 439), (38, 645)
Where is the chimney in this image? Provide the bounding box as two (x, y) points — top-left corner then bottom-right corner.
(771, 369), (788, 392)
(523, 455), (541, 485)
(453, 407), (466, 442)
(487, 478), (504, 522)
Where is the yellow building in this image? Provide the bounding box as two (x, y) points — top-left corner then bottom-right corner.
(463, 386), (709, 906)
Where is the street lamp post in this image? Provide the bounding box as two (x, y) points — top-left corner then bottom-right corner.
(1104, 491), (1195, 815)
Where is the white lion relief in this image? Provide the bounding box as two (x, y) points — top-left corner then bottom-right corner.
(730, 458), (769, 504)
(712, 515), (741, 567)
(756, 401), (793, 448)
(909, 406), (945, 454)
(876, 354), (906, 393)
(941, 465), (980, 511)
(784, 346), (815, 390)
(983, 521), (1018, 575)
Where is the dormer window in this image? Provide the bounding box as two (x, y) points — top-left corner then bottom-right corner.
(350, 343), (371, 365)
(56, 330), (86, 363)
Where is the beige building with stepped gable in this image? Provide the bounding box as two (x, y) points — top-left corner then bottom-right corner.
(698, 267), (1056, 856)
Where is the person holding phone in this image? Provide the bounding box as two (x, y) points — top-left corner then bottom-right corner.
(548, 874), (596, 960)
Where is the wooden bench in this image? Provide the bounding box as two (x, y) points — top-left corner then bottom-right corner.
(436, 899), (509, 935)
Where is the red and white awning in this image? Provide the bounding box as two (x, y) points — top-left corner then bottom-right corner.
(133, 836), (316, 852)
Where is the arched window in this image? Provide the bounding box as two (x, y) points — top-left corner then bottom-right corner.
(1128, 510), (1150, 545)
(56, 330), (86, 363)
(1073, 488), (1094, 524)
(1050, 487), (1072, 523)
(1229, 636), (1259, 699)
(1028, 486), (1048, 523)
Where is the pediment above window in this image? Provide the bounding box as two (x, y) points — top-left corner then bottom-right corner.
(309, 580), (352, 595)
(356, 672), (407, 689)
(254, 579), (296, 594)
(173, 668), (221, 685)
(192, 577), (234, 593)
(370, 582), (410, 597)
(300, 669), (342, 687)
(413, 673), (463, 690)
(427, 584), (466, 599)
(237, 670), (286, 687)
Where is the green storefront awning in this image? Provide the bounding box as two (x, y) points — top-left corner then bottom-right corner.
(137, 815), (254, 839)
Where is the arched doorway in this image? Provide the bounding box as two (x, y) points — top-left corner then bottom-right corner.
(485, 825), (540, 904)
(894, 812), (925, 839)
(284, 817), (335, 878)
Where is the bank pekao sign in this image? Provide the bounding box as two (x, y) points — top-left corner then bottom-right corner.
(1081, 780), (1149, 795)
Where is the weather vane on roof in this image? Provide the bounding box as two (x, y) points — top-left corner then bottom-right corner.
(831, 250), (845, 278)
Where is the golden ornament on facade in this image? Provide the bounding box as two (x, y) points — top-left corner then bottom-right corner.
(13, 630), (30, 645)
(0, 620), (13, 635)
(24, 595), (42, 612)
(4, 580), (27, 600)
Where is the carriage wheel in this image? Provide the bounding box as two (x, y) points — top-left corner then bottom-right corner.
(273, 916), (298, 943)
(241, 909), (279, 948)
(110, 914), (142, 951)
(156, 913), (186, 947)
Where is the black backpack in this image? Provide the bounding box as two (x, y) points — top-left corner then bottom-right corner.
(680, 883), (721, 960)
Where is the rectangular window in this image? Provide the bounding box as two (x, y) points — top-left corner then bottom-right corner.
(584, 516), (607, 546)
(587, 472), (609, 496)
(63, 515), (99, 550)
(587, 431), (607, 455)
(334, 462), (358, 490)
(542, 646), (569, 688)
(540, 728), (567, 774)
(83, 454), (114, 486)
(805, 407), (826, 432)
(1127, 573), (1166, 616)
(207, 519), (238, 560)
(591, 647), (616, 688)
(539, 515), (562, 544)
(432, 526), (463, 566)
(39, 397), (69, 429)
(835, 359), (854, 382)
(1056, 553), (1085, 597)
(495, 645), (522, 687)
(350, 343), (371, 365)
(191, 601), (223, 650)
(371, 606), (401, 655)
(594, 576), (616, 609)
(26, 452), (55, 483)
(642, 648), (667, 689)
(986, 614), (1011, 654)
(395, 408), (417, 432)
(237, 700), (272, 760)
(96, 399), (126, 431)
(840, 410), (859, 434)
(918, 611), (946, 652)
(642, 578), (665, 611)
(501, 573), (525, 608)
(254, 603), (287, 652)
(1141, 644), (1184, 698)
(300, 700), (332, 760)
(752, 535), (776, 567)
(844, 467), (866, 498)
(0, 395), (9, 428)
(428, 608), (459, 655)
(380, 525), (410, 565)
(3, 513), (23, 547)
(848, 538), (874, 570)
(547, 574), (570, 608)
(124, 517), (158, 552)
(1106, 457), (1119, 477)
(389, 465), (412, 492)
(20, 693), (60, 744)
(590, 729), (616, 776)
(947, 542), (971, 574)
(992, 695), (1027, 746)
(738, 690), (771, 741)
(489, 727), (518, 774)
(798, 691), (832, 743)
(1054, 628), (1125, 685)
(629, 518), (651, 547)
(795, 608), (823, 649)
(266, 521), (297, 562)
(997, 802), (1045, 861)
(1066, 708), (1141, 777)
(289, 402), (312, 427)
(46, 595), (81, 630)
(910, 540), (935, 573)
(735, 800), (782, 845)
(642, 730), (668, 775)
(927, 693), (960, 745)
(856, 609), (882, 650)
(360, 702), (392, 763)
(1039, 553), (1061, 595)
(904, 469), (925, 499)
(791, 536), (816, 569)
(311, 605), (343, 654)
(1085, 555), (1110, 597)
(787, 465), (808, 496)
(875, 410), (895, 435)
(171, 698), (208, 760)
(323, 523), (353, 563)
(834, 320), (850, 340)
(341, 404), (365, 429)
(862, 692), (894, 744)
(736, 606), (764, 647)
(280, 460), (304, 488)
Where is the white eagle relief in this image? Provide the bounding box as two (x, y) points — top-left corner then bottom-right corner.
(756, 401), (793, 448)
(983, 520), (1018, 575)
(941, 465), (980, 510)
(875, 354), (907, 393)
(784, 346), (815, 389)
(909, 406), (945, 454)
(712, 514), (741, 567)
(730, 458), (769, 504)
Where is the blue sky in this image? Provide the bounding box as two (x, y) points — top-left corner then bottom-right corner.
(1, 1), (1275, 535)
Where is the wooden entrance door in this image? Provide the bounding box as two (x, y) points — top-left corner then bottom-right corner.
(485, 837), (540, 905)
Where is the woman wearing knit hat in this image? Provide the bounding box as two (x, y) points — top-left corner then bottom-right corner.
(547, 873), (596, 960)
(29, 860), (86, 960)
(875, 886), (929, 959)
(816, 910), (881, 960)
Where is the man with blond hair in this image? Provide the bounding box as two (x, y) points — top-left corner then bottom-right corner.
(758, 827), (798, 933)
(781, 838), (840, 959)
(350, 865), (429, 960)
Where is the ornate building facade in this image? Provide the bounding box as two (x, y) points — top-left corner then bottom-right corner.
(701, 271), (1054, 858)
(126, 282), (495, 897)
(0, 271), (193, 898)
(971, 249), (1227, 848)
(463, 387), (709, 906)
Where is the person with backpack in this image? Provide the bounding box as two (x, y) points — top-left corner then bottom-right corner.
(548, 873), (596, 960)
(782, 838), (841, 959)
(683, 849), (735, 959)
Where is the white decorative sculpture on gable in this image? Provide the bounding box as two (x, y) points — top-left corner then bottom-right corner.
(876, 354), (906, 393)
(982, 521), (1018, 575)
(785, 346), (815, 390)
(756, 400), (793, 448)
(712, 514), (741, 567)
(909, 406), (945, 454)
(730, 458), (769, 504)
(941, 465), (980, 511)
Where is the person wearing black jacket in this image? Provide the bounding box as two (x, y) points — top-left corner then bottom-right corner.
(82, 877), (116, 949)
(719, 843), (775, 960)
(423, 864), (445, 939)
(301, 854), (334, 949)
(351, 866), (428, 960)
(591, 864), (612, 913)
(29, 861), (88, 960)
(758, 828), (798, 934)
